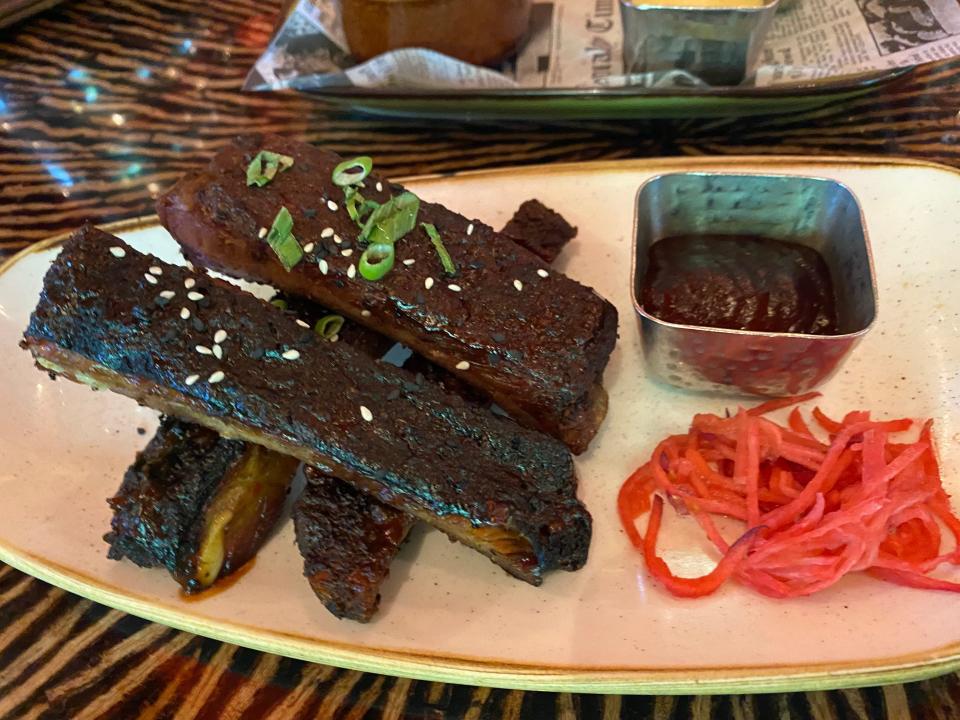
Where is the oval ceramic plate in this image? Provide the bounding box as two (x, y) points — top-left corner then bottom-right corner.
(1, 157), (959, 694)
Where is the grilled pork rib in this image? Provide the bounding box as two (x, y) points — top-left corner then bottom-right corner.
(106, 417), (298, 593)
(288, 206), (578, 619)
(111, 198), (579, 616)
(500, 199), (578, 264)
(23, 227), (591, 585)
(157, 134), (617, 454)
(294, 468), (416, 622)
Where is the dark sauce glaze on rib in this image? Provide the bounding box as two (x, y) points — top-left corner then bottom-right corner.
(157, 134), (617, 454)
(23, 226), (591, 585)
(294, 468), (416, 622)
(500, 199), (578, 264)
(110, 198), (579, 616)
(105, 417), (296, 593)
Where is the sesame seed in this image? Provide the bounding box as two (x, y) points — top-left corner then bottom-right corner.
(159, 290), (175, 299)
(321, 227), (334, 238)
(214, 329), (227, 344)
(212, 344), (223, 359)
(144, 273), (158, 285)
(196, 345), (212, 355)
(303, 242), (315, 253)
(537, 269), (549, 278)
(334, 234), (343, 245)
(467, 223), (474, 236)
(402, 258), (415, 266)
(425, 277), (434, 290)
(342, 248), (354, 257)
(282, 349), (300, 360)
(448, 284), (461, 292)
(360, 405), (373, 422)
(109, 246), (126, 258)
(361, 310), (371, 318)
(149, 266), (163, 276)
(513, 279), (523, 291)
(180, 307), (191, 320)
(184, 278), (196, 289)
(209, 370), (225, 384)
(327, 199), (339, 212)
(185, 260), (195, 271)
(318, 258), (329, 275)
(375, 181), (383, 192)
(187, 291), (204, 301)
(330, 334), (339, 343)
(347, 264), (356, 279)
(296, 319), (310, 328)
(456, 360), (470, 370)
(258, 227), (268, 239)
(185, 374), (200, 386)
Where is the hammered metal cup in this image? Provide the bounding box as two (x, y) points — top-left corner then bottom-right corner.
(631, 172), (878, 396)
(619, 0), (781, 86)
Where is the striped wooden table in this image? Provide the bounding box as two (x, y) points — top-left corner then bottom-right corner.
(3, 1), (960, 717)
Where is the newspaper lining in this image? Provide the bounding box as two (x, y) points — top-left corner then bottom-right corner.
(244, 0), (960, 92)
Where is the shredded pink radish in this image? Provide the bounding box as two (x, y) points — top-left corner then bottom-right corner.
(618, 395), (960, 598)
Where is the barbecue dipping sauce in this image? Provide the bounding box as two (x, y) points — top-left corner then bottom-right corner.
(642, 234), (839, 335)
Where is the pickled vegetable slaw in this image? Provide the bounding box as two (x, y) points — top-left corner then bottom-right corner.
(618, 394), (960, 598)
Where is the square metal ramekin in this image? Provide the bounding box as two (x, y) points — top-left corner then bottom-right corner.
(619, 0), (781, 86)
(631, 172), (878, 396)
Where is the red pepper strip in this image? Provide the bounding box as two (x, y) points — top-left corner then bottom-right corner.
(788, 407), (815, 438)
(842, 410), (871, 427)
(682, 497), (750, 521)
(771, 468), (800, 500)
(917, 421), (960, 554)
(874, 419), (914, 434)
(816, 448), (856, 497)
(868, 567), (960, 593)
(617, 465), (655, 549)
(759, 488), (795, 505)
(777, 427), (827, 452)
(876, 551), (959, 575)
(733, 412), (761, 527)
(684, 464), (712, 499)
(747, 392), (821, 417)
(746, 419), (761, 525)
(931, 499), (960, 551)
(870, 443), (929, 489)
(812, 407), (843, 433)
(618, 489), (645, 549)
(686, 446), (730, 485)
(686, 504), (731, 554)
(761, 421), (882, 530)
(881, 517), (941, 563)
(643, 496), (759, 598)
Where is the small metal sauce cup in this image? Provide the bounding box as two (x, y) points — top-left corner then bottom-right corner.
(630, 172), (878, 396)
(619, 0), (781, 86)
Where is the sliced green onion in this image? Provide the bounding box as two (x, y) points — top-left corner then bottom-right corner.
(360, 192), (420, 247)
(344, 187), (382, 226)
(264, 206), (303, 271)
(246, 150), (294, 187)
(359, 197), (381, 216)
(358, 242), (396, 281)
(270, 298), (288, 310)
(314, 314), (345, 340)
(345, 187), (361, 223)
(332, 156), (373, 187)
(422, 222), (456, 276)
